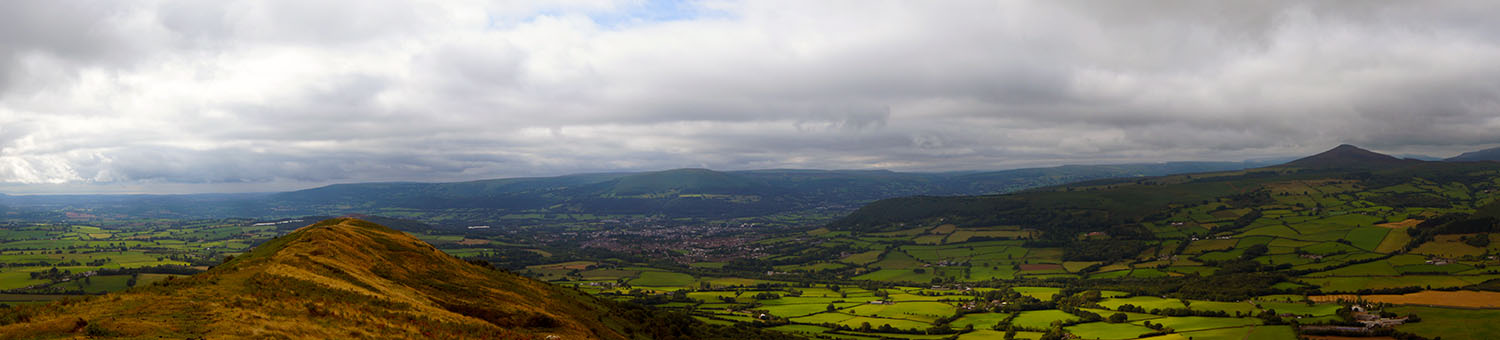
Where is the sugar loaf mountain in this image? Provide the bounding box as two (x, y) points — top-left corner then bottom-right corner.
(4, 144), (1500, 340)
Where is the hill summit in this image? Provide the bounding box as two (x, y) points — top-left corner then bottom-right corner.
(1280, 144), (1416, 169)
(0, 218), (777, 339)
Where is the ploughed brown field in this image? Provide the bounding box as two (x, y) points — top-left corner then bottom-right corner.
(1310, 290), (1500, 308)
(1374, 219), (1422, 229)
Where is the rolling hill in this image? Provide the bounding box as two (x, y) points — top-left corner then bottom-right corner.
(0, 161), (1280, 226)
(1447, 146), (1500, 162)
(0, 218), (793, 339)
(1279, 144), (1418, 169)
(260, 163), (1275, 221)
(831, 145), (1500, 237)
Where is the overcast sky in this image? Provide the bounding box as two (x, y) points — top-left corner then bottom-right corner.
(2, 1), (1499, 194)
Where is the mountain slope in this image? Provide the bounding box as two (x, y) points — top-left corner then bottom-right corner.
(0, 162), (1273, 224)
(1447, 146), (1500, 162)
(605, 168), (765, 195)
(1280, 144), (1418, 169)
(0, 218), (785, 339)
(831, 145), (1500, 237)
(259, 164), (1269, 222)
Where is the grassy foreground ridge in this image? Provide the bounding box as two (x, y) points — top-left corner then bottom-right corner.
(0, 218), (790, 339)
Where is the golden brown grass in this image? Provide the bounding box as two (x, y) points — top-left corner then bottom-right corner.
(1311, 290), (1500, 308)
(1375, 219), (1422, 229)
(456, 238), (491, 245)
(929, 224), (957, 234)
(1411, 235), (1486, 257)
(0, 218), (631, 339)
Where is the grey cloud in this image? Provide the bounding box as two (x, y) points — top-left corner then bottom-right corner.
(2, 1), (1500, 193)
(155, 0), (450, 46)
(0, 2), (145, 94)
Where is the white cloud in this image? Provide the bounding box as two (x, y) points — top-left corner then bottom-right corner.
(1, 0), (1498, 193)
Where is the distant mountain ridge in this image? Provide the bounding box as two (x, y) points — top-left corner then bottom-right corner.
(829, 144), (1500, 237)
(260, 161), (1279, 224)
(43, 142), (1500, 226)
(1447, 146), (1500, 162)
(606, 168), (762, 195)
(0, 161), (1280, 225)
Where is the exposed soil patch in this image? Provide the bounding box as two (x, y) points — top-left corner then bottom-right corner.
(457, 238), (491, 245)
(1375, 219), (1421, 229)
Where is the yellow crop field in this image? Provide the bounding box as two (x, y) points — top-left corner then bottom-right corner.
(1310, 290), (1500, 308)
(1375, 230), (1412, 253)
(1376, 219), (1421, 229)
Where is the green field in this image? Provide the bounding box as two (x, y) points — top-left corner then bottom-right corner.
(1186, 300), (1256, 315)
(1066, 321), (1155, 340)
(1099, 296), (1187, 311)
(766, 324), (832, 335)
(1141, 325), (1294, 340)
(844, 301), (954, 323)
(1142, 316), (1260, 332)
(1011, 309), (1080, 329)
(1343, 227), (1390, 251)
(6, 155), (1500, 340)
(949, 312), (1011, 329)
(1013, 286), (1061, 300)
(841, 250), (884, 265)
(1389, 306), (1500, 340)
(763, 303), (861, 318)
(629, 271), (697, 286)
(790, 312), (854, 325)
(1255, 302), (1339, 317)
(838, 316), (932, 330)
(0, 221), (279, 295)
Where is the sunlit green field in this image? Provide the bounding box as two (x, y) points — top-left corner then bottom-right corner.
(0, 220), (279, 299)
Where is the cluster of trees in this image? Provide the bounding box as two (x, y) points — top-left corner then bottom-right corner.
(842, 320), (960, 335)
(1402, 205), (1500, 253)
(1227, 209), (1263, 231)
(1138, 320), (1173, 335)
(1240, 244), (1270, 259)
(96, 264), (199, 276)
(1464, 233), (1492, 247)
(457, 247), (552, 270)
(604, 302), (804, 340)
(2, 258), (107, 268)
(1147, 307), (1232, 318)
(1061, 240), (1149, 261)
(1368, 192), (1452, 208)
(965, 287), (1049, 313)
(26, 267), (76, 281)
(1174, 272), (1293, 300)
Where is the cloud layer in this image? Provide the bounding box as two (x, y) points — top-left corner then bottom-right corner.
(2, 0), (1499, 193)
